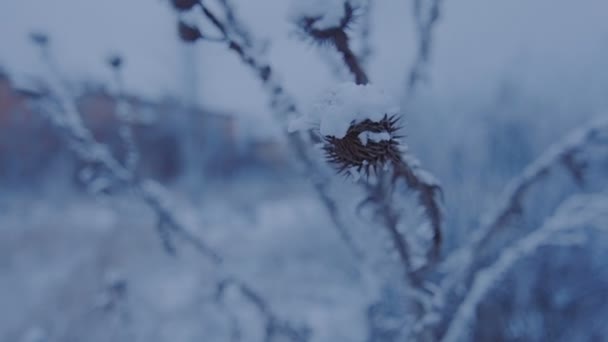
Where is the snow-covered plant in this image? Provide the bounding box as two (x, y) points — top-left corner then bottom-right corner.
(11, 1), (606, 341)
(163, 2), (608, 341)
(289, 81), (442, 264)
(289, 0), (368, 85)
(19, 32), (310, 342)
(443, 192), (608, 342)
(288, 0), (443, 268)
(164, 2), (447, 340)
(290, 0), (368, 84)
(167, 0), (364, 262)
(22, 32), (218, 260)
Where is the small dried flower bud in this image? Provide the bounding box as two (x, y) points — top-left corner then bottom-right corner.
(178, 21), (202, 42)
(29, 32), (49, 46)
(171, 0), (198, 11)
(108, 55), (123, 69)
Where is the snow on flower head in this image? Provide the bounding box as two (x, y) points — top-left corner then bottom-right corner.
(290, 82), (402, 177)
(289, 82), (400, 139)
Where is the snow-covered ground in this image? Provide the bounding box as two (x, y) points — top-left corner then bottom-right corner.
(0, 181), (381, 342)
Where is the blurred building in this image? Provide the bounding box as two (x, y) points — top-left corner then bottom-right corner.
(0, 73), (288, 188)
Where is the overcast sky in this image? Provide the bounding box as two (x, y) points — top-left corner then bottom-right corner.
(1, 0), (607, 127)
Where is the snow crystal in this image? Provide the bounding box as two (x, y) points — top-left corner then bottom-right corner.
(358, 131), (392, 145)
(289, 82), (400, 138)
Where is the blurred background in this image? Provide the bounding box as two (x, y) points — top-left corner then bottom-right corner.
(1, 0), (608, 341)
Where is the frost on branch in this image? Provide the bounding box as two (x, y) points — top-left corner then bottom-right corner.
(167, 1), (366, 263)
(442, 193), (608, 342)
(433, 116), (608, 340)
(289, 0), (363, 32)
(290, 0), (369, 84)
(292, 82), (443, 264)
(444, 116), (608, 284)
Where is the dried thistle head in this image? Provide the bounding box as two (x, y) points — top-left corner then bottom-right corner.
(289, 82), (402, 178)
(324, 114), (403, 177)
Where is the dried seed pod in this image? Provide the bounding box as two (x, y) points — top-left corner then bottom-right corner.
(178, 21), (202, 43)
(108, 55), (123, 69)
(29, 32), (49, 46)
(323, 114), (402, 177)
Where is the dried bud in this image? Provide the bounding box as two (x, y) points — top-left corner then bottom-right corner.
(171, 0), (198, 11)
(324, 115), (402, 177)
(108, 55), (123, 69)
(29, 32), (49, 46)
(178, 21), (202, 43)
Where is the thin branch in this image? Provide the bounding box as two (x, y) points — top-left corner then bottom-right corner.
(191, 1), (364, 260)
(109, 57), (139, 175)
(394, 155), (443, 260)
(468, 117), (608, 263)
(442, 193), (608, 342)
(406, 0), (443, 94)
(333, 30), (369, 85)
(292, 0), (443, 267)
(216, 278), (310, 342)
(215, 0), (255, 47)
(24, 38), (306, 341)
(293, 2), (369, 85)
(436, 116), (608, 336)
(357, 0), (374, 67)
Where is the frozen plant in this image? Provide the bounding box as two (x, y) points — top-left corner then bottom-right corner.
(165, 1), (608, 341)
(18, 31), (309, 342)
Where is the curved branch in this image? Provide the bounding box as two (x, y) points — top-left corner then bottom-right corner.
(442, 193), (608, 342)
(407, 0), (443, 94)
(194, 1), (364, 260)
(471, 117), (608, 260)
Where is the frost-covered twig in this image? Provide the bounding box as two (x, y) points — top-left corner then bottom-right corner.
(442, 193), (608, 342)
(22, 33), (307, 341)
(136, 181), (221, 261)
(169, 0), (364, 260)
(22, 37), (221, 262)
(431, 117), (608, 340)
(216, 0), (255, 48)
(291, 1), (443, 266)
(171, 2), (443, 335)
(291, 0), (369, 84)
(357, 0), (374, 67)
(447, 117), (608, 278)
(108, 55), (139, 175)
(32, 88), (222, 265)
(216, 278), (310, 342)
(393, 154), (443, 259)
(406, 0), (443, 94)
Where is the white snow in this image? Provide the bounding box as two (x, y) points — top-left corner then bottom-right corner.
(358, 131), (392, 145)
(348, 166), (361, 181)
(289, 82), (400, 138)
